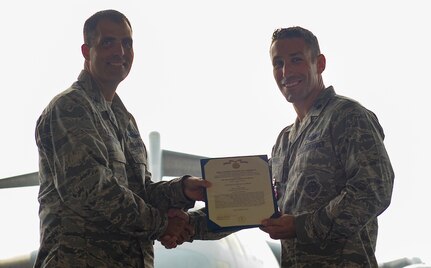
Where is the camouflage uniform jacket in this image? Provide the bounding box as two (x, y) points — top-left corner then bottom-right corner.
(34, 70), (195, 268)
(271, 87), (394, 267)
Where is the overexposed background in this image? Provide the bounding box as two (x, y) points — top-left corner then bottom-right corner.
(0, 0), (430, 264)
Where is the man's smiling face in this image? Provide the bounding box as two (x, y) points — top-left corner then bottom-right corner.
(85, 18), (134, 89)
(270, 37), (324, 105)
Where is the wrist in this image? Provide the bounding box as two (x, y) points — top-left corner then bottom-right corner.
(180, 175), (193, 201)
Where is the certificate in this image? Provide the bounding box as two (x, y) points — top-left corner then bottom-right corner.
(200, 155), (279, 232)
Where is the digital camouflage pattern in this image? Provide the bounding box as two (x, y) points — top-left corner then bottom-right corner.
(34, 70), (195, 268)
(271, 87), (394, 267)
(188, 208), (233, 241)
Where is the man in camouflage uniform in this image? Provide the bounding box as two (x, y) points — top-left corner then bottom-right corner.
(34, 10), (209, 267)
(260, 27), (394, 267)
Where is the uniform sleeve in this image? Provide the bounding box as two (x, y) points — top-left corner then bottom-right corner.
(143, 176), (196, 212)
(296, 107), (394, 243)
(187, 208), (233, 240)
(36, 95), (167, 240)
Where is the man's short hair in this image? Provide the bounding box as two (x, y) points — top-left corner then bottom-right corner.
(83, 9), (132, 47)
(271, 26), (321, 60)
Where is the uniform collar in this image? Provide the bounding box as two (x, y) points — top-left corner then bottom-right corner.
(75, 70), (131, 130)
(307, 86), (335, 119)
(289, 86), (335, 143)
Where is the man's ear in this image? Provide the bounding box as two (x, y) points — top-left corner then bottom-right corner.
(81, 44), (90, 60)
(317, 54), (326, 74)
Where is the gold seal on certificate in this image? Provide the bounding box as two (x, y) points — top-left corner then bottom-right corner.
(200, 155), (278, 232)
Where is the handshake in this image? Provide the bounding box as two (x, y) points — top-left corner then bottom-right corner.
(158, 208), (194, 249)
(157, 176), (211, 248)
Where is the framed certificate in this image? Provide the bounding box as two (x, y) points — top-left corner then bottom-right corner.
(200, 155), (279, 232)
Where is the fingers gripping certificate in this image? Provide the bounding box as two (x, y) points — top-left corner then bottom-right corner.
(201, 155), (278, 232)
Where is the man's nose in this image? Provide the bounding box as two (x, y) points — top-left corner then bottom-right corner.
(113, 42), (125, 55)
(282, 63), (292, 77)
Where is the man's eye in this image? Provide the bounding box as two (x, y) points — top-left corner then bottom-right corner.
(273, 60), (283, 69)
(102, 40), (112, 47)
(123, 40), (133, 49)
(292, 57), (303, 63)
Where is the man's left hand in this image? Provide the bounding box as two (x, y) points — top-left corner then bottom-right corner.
(182, 176), (211, 201)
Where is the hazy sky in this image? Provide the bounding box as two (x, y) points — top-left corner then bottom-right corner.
(1, 0), (430, 264)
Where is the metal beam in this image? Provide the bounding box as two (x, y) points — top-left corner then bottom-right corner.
(148, 131), (206, 181)
(0, 172), (39, 189)
(161, 149), (205, 178)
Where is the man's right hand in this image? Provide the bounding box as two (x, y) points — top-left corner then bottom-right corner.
(158, 209), (194, 249)
(260, 214), (296, 239)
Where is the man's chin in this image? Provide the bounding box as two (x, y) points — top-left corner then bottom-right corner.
(108, 71), (129, 81)
(285, 99), (293, 103)
(282, 92), (293, 103)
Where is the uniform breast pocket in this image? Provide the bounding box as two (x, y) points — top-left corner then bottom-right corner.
(109, 151), (128, 187)
(125, 125), (149, 182)
(270, 156), (284, 184)
(128, 149), (148, 183)
(296, 138), (335, 171)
